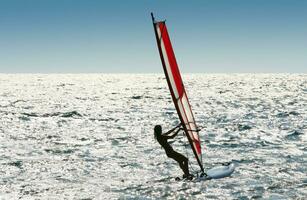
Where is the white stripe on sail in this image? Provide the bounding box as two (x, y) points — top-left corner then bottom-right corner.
(178, 97), (201, 157)
(182, 93), (199, 140)
(156, 24), (179, 99)
(177, 98), (188, 126)
(182, 93), (193, 122)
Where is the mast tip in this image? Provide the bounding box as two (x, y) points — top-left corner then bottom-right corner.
(151, 12), (155, 23)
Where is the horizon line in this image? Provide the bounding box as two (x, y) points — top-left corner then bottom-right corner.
(0, 72), (306, 75)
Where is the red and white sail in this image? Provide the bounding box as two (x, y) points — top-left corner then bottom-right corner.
(151, 14), (204, 172)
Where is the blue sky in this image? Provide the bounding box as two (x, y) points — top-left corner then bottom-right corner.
(0, 0), (306, 73)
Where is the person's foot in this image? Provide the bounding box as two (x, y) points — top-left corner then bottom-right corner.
(222, 162), (231, 166)
(182, 174), (194, 180)
(187, 174), (194, 180)
(200, 172), (207, 178)
(175, 177), (181, 181)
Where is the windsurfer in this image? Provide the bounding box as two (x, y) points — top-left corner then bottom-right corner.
(154, 124), (193, 179)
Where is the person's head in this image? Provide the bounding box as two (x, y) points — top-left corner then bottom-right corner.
(154, 125), (162, 139)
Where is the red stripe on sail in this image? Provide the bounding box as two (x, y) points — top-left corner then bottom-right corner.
(158, 22), (184, 97)
(195, 138), (201, 154)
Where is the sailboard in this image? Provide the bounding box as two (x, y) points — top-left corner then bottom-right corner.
(151, 13), (235, 180)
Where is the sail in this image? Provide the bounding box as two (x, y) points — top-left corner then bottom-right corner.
(151, 13), (204, 172)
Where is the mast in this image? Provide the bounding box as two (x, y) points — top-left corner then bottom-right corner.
(151, 12), (155, 23)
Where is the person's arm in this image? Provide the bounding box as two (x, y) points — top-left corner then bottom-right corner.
(163, 124), (181, 136)
(165, 128), (181, 139)
(185, 128), (201, 132)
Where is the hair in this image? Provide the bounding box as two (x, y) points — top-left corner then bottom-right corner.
(154, 125), (162, 139)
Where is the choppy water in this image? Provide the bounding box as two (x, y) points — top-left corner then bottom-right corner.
(0, 74), (306, 199)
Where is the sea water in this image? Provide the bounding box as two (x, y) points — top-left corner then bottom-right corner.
(0, 74), (306, 199)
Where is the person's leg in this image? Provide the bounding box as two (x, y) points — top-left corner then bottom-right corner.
(181, 157), (189, 176)
(180, 157), (190, 177)
(169, 151), (189, 176)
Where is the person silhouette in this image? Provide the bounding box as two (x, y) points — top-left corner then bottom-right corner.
(154, 124), (193, 179)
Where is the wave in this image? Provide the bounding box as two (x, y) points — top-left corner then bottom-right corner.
(7, 160), (23, 168)
(44, 148), (75, 155)
(131, 95), (142, 99)
(60, 111), (82, 118)
(0, 100), (27, 108)
(285, 130), (304, 140)
(237, 124), (252, 131)
(18, 116), (31, 121)
(89, 117), (118, 122)
(21, 111), (82, 118)
(276, 111), (300, 118)
(21, 112), (39, 117)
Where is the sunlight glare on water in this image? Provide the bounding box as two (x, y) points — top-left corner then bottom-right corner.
(0, 74), (306, 199)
